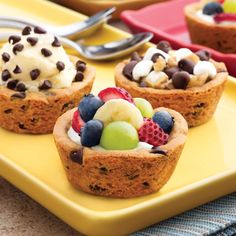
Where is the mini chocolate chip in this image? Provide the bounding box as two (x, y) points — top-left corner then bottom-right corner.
(34, 26), (46, 34)
(151, 53), (165, 62)
(2, 52), (10, 62)
(157, 40), (172, 53)
(150, 147), (167, 155)
(4, 109), (12, 114)
(76, 60), (86, 66)
(74, 71), (84, 82)
(130, 51), (142, 62)
(89, 184), (106, 192)
(76, 63), (86, 72)
(16, 83), (26, 92)
(22, 26), (32, 35)
(171, 71), (190, 89)
(19, 123), (26, 129)
(51, 36), (61, 47)
(8, 35), (21, 45)
(139, 80), (148, 87)
(13, 43), (24, 55)
(194, 102), (205, 108)
(164, 67), (180, 78)
(13, 65), (22, 74)
(27, 37), (38, 46)
(11, 92), (26, 99)
(30, 69), (40, 80)
(99, 167), (108, 175)
(122, 61), (138, 80)
(7, 79), (18, 90)
(196, 50), (211, 61)
(1, 69), (11, 81)
(142, 182), (150, 188)
(70, 150), (83, 165)
(39, 80), (52, 90)
(41, 48), (52, 57)
(56, 61), (65, 71)
(178, 59), (195, 74)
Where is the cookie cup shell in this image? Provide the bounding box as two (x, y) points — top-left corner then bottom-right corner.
(185, 2), (236, 53)
(53, 107), (188, 198)
(115, 61), (227, 127)
(0, 56), (95, 134)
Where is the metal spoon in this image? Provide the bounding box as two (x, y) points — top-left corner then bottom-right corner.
(0, 7), (115, 40)
(0, 32), (153, 60)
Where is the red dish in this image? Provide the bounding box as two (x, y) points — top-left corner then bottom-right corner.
(121, 0), (236, 76)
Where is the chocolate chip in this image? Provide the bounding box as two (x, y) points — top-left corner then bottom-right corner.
(56, 61), (65, 71)
(39, 80), (52, 90)
(171, 71), (190, 89)
(130, 51), (142, 62)
(142, 182), (150, 188)
(19, 123), (26, 129)
(178, 59), (195, 74)
(1, 69), (11, 81)
(16, 83), (26, 92)
(194, 102), (205, 108)
(74, 71), (84, 82)
(8, 35), (21, 45)
(41, 48), (52, 57)
(34, 26), (46, 34)
(13, 43), (24, 55)
(51, 36), (61, 47)
(195, 50), (211, 61)
(13, 65), (22, 74)
(164, 67), (180, 78)
(11, 92), (26, 99)
(76, 63), (86, 72)
(122, 61), (138, 80)
(76, 60), (86, 66)
(22, 26), (32, 35)
(89, 184), (106, 192)
(99, 167), (108, 174)
(150, 147), (167, 155)
(157, 40), (172, 53)
(27, 37), (38, 46)
(7, 79), (18, 90)
(151, 53), (165, 63)
(2, 52), (10, 62)
(4, 109), (12, 114)
(70, 150), (83, 165)
(30, 69), (40, 80)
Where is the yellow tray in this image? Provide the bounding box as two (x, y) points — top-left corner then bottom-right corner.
(0, 0), (236, 235)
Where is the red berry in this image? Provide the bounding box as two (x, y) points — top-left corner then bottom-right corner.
(138, 118), (169, 147)
(98, 87), (134, 104)
(214, 13), (236, 23)
(72, 110), (85, 134)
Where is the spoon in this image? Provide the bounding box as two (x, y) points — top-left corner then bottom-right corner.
(0, 32), (153, 60)
(0, 7), (115, 40)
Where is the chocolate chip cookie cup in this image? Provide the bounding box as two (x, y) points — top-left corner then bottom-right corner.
(115, 42), (228, 127)
(0, 26), (95, 134)
(53, 88), (188, 198)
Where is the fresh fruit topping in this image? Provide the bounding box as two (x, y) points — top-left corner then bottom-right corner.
(195, 50), (211, 61)
(72, 110), (85, 133)
(178, 59), (195, 74)
(100, 121), (139, 150)
(80, 119), (104, 147)
(78, 94), (104, 122)
(171, 71), (190, 89)
(98, 87), (134, 104)
(152, 111), (174, 134)
(122, 61), (138, 80)
(156, 41), (172, 53)
(94, 99), (143, 129)
(214, 13), (236, 23)
(134, 98), (154, 118)
(203, 2), (223, 15)
(223, 0), (236, 13)
(138, 118), (169, 147)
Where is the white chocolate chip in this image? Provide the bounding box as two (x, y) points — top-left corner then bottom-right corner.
(193, 61), (217, 78)
(143, 47), (170, 61)
(173, 48), (193, 62)
(144, 71), (168, 88)
(132, 60), (153, 81)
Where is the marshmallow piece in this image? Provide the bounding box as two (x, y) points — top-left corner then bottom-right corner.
(143, 47), (170, 61)
(193, 61), (217, 78)
(145, 71), (168, 88)
(173, 48), (193, 62)
(132, 60), (153, 81)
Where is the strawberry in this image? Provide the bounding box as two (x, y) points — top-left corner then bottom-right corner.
(214, 13), (236, 23)
(72, 110), (85, 134)
(98, 87), (134, 104)
(138, 118), (169, 147)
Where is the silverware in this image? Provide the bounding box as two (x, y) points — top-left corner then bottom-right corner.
(0, 7), (115, 40)
(0, 32), (153, 60)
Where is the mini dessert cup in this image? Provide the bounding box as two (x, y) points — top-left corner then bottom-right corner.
(53, 88), (188, 198)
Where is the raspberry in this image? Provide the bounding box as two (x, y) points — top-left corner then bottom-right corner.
(214, 13), (236, 23)
(138, 118), (169, 147)
(72, 110), (85, 134)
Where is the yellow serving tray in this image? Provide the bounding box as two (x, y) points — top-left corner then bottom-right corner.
(0, 0), (236, 235)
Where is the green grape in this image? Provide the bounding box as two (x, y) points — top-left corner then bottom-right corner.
(134, 98), (154, 118)
(223, 0), (236, 13)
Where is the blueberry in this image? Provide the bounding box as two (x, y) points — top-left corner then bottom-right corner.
(203, 2), (223, 15)
(80, 119), (104, 147)
(152, 111), (174, 134)
(78, 94), (104, 122)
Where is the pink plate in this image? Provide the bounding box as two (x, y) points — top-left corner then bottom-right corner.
(121, 0), (236, 76)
